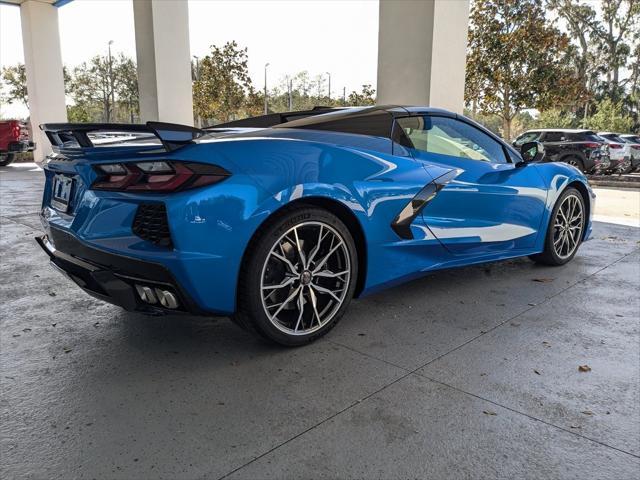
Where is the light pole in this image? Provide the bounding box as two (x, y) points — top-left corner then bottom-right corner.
(108, 40), (115, 122)
(193, 55), (200, 127)
(286, 76), (293, 111)
(325, 72), (331, 101)
(192, 55), (200, 81)
(264, 63), (270, 114)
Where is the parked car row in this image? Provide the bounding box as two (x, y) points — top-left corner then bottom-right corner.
(512, 129), (640, 175)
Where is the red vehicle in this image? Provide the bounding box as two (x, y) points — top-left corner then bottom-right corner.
(0, 120), (34, 166)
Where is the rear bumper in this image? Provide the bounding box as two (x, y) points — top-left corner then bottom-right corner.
(606, 157), (631, 172)
(35, 228), (210, 316)
(8, 140), (35, 152)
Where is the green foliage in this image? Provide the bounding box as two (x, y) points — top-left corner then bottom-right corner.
(67, 103), (96, 123)
(583, 98), (634, 132)
(464, 110), (534, 139)
(67, 53), (139, 123)
(347, 85), (376, 106)
(533, 109), (577, 129)
(542, 0), (640, 127)
(465, 0), (583, 140)
(464, 110), (503, 135)
(248, 71), (376, 118)
(192, 41), (257, 124)
(1, 63), (28, 106)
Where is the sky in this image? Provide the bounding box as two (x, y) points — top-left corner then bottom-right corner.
(0, 0), (380, 118)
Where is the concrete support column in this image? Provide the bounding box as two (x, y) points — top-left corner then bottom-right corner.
(20, 0), (67, 163)
(377, 0), (470, 113)
(133, 0), (193, 125)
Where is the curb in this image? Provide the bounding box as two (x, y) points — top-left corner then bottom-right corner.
(587, 177), (640, 189)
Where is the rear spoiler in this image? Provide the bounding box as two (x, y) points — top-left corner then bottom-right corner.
(40, 121), (205, 152)
(212, 106), (339, 129)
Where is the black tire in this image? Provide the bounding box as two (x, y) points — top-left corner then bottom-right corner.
(563, 156), (584, 173)
(233, 205), (358, 346)
(0, 153), (15, 167)
(530, 187), (585, 266)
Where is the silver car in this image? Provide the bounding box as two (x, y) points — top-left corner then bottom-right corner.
(618, 134), (640, 172)
(597, 132), (633, 174)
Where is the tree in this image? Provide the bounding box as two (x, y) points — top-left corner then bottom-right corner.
(465, 0), (583, 140)
(548, 0), (599, 118)
(69, 56), (116, 122)
(464, 109), (503, 135)
(116, 56), (139, 123)
(583, 98), (634, 132)
(587, 0), (640, 101)
(346, 85), (376, 106)
(192, 41), (256, 124)
(265, 71), (346, 113)
(67, 53), (139, 123)
(1, 63), (28, 106)
(533, 109), (577, 129)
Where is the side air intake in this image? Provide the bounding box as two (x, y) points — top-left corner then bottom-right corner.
(132, 203), (172, 248)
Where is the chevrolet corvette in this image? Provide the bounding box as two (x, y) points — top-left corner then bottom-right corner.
(37, 106), (594, 345)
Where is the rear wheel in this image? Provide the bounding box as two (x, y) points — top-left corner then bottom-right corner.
(530, 187), (585, 266)
(234, 206), (358, 346)
(0, 153), (15, 167)
(564, 156), (584, 173)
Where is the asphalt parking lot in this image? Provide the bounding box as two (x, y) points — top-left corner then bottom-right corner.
(1, 163), (639, 479)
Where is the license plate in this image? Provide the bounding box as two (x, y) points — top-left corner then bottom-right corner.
(51, 174), (74, 212)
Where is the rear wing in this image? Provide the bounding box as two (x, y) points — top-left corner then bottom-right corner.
(40, 121), (205, 152)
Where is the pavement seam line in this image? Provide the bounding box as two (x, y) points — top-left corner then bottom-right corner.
(415, 372), (640, 459)
(219, 248), (639, 478)
(333, 247), (639, 377)
(416, 247), (640, 371)
(216, 369), (415, 480)
(0, 214), (39, 231)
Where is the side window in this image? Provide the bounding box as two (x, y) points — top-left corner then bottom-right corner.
(396, 116), (508, 164)
(514, 131), (540, 147)
(543, 131), (566, 142)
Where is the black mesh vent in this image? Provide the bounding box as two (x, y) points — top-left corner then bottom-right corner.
(132, 203), (172, 248)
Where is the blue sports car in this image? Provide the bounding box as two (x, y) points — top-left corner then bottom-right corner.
(37, 106), (594, 345)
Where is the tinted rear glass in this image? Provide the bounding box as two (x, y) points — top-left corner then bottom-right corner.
(278, 108), (394, 138)
(543, 131), (565, 142)
(568, 132), (601, 142)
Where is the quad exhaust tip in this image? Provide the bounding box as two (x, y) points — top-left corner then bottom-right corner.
(135, 284), (179, 309)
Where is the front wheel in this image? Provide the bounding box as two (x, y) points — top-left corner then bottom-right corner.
(530, 187), (585, 266)
(0, 153), (15, 167)
(234, 206), (358, 346)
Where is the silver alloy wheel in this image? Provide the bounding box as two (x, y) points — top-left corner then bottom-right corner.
(553, 193), (584, 259)
(260, 221), (351, 336)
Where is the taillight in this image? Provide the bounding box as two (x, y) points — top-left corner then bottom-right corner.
(584, 142), (601, 148)
(609, 143), (623, 149)
(91, 161), (230, 192)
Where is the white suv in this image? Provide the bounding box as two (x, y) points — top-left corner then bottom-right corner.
(598, 132), (633, 174)
(618, 134), (640, 172)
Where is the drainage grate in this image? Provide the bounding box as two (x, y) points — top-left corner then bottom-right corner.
(132, 203), (172, 248)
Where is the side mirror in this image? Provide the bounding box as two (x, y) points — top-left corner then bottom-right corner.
(519, 141), (545, 165)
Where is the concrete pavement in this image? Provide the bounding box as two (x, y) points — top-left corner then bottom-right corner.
(1, 163), (639, 479)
